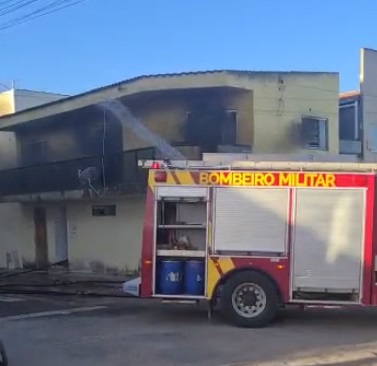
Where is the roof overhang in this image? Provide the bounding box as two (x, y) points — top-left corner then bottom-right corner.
(0, 70), (338, 129)
(339, 90), (360, 105)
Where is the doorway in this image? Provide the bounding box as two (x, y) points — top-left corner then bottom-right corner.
(55, 206), (68, 267)
(34, 206), (48, 268)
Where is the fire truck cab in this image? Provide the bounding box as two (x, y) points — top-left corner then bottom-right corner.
(123, 159), (377, 328)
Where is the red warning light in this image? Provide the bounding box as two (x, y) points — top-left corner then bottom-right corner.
(154, 171), (167, 183)
(151, 162), (161, 169)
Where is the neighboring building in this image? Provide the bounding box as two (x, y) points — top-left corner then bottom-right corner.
(0, 88), (68, 116)
(339, 91), (361, 156)
(339, 47), (377, 161)
(0, 70), (340, 275)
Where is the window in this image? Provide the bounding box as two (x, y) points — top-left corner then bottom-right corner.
(301, 117), (328, 150)
(185, 109), (237, 145)
(20, 140), (48, 166)
(339, 102), (358, 140)
(221, 110), (237, 145)
(92, 205), (116, 217)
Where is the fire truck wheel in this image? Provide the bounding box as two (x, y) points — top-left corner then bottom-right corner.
(220, 271), (279, 328)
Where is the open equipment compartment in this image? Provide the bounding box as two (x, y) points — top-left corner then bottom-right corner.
(153, 186), (209, 298)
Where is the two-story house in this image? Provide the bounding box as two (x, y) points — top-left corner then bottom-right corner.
(0, 70), (340, 276)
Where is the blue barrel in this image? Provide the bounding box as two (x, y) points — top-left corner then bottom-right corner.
(158, 260), (184, 295)
(184, 260), (205, 296)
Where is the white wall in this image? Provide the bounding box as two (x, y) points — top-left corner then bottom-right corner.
(14, 89), (68, 112)
(0, 197), (145, 275)
(0, 203), (57, 269)
(67, 197), (145, 275)
(360, 48), (377, 161)
(0, 203), (34, 268)
(0, 131), (18, 169)
(0, 89), (68, 116)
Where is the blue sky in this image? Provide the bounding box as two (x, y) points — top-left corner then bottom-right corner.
(0, 0), (375, 95)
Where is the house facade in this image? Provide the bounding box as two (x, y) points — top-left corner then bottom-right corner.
(0, 70), (340, 276)
(338, 47), (377, 161)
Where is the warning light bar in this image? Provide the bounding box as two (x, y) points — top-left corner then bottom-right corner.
(151, 162), (161, 169)
(137, 159), (377, 172)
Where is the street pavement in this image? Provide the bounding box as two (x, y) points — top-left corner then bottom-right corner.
(1, 295), (377, 366)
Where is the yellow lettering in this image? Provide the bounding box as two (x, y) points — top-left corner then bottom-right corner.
(243, 173), (252, 185)
(219, 173), (232, 185)
(296, 174), (307, 187)
(314, 174), (326, 187)
(279, 173), (292, 186)
(254, 173), (264, 186)
(232, 173), (242, 185)
(199, 172), (337, 187)
(264, 173), (275, 186)
(325, 174), (336, 187)
(305, 173), (316, 187)
(199, 173), (208, 184)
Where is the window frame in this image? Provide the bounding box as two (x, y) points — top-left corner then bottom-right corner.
(301, 116), (329, 151)
(92, 204), (116, 217)
(339, 101), (359, 140)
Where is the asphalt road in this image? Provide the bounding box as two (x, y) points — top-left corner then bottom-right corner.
(1, 295), (377, 366)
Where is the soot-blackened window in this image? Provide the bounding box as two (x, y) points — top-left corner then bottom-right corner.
(92, 205), (116, 217)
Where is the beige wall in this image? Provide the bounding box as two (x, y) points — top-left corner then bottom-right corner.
(242, 73), (339, 154)
(0, 89), (67, 117)
(67, 196), (144, 275)
(0, 203), (33, 268)
(0, 90), (14, 116)
(0, 197), (144, 275)
(0, 203), (58, 269)
(119, 73), (338, 155)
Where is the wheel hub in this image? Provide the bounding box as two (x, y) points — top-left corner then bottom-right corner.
(231, 282), (267, 318)
(241, 290), (257, 306)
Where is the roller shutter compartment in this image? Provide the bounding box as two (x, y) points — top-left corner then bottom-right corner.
(292, 188), (365, 293)
(156, 186), (208, 199)
(213, 187), (289, 253)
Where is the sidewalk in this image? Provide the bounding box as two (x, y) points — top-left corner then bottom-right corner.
(0, 270), (133, 297)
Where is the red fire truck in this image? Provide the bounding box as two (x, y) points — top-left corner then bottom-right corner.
(123, 159), (377, 328)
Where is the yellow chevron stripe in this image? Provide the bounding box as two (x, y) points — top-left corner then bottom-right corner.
(217, 257), (235, 274)
(148, 172), (155, 192)
(165, 172), (177, 185)
(206, 258), (221, 299)
(175, 171), (195, 185)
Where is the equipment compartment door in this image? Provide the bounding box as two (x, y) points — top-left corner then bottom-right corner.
(213, 187), (289, 253)
(292, 188), (365, 293)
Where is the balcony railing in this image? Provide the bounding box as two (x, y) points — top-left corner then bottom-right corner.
(0, 144), (249, 199)
(0, 148), (156, 198)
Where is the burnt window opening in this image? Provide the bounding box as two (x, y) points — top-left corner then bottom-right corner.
(20, 140), (48, 166)
(92, 205), (116, 217)
(301, 117), (328, 150)
(184, 109), (237, 151)
(339, 102), (359, 140)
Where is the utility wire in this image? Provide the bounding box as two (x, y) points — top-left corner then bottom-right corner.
(0, 0), (25, 7)
(0, 0), (85, 30)
(1, 0), (73, 23)
(0, 0), (39, 17)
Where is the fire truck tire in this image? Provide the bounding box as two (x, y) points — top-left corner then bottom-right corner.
(220, 271), (279, 328)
